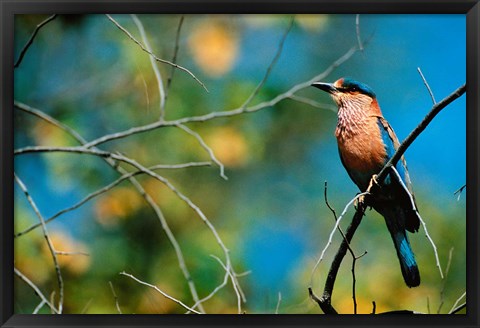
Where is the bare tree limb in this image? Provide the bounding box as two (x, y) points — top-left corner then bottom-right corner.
(309, 198), (367, 315)
(355, 15), (363, 52)
(14, 267), (59, 314)
(390, 166), (444, 279)
(437, 247), (454, 313)
(14, 103), (208, 313)
(309, 192), (369, 288)
(15, 145), (242, 311)
(165, 16), (185, 103)
(80, 45), (361, 149)
(109, 281), (122, 314)
(454, 184), (466, 201)
(33, 300), (47, 314)
(376, 83), (466, 184)
(15, 161), (211, 238)
(287, 94), (337, 112)
(323, 181), (366, 314)
(120, 272), (202, 314)
(175, 123), (227, 180)
(448, 291), (466, 314)
(240, 16), (294, 109)
(131, 14), (166, 120)
(449, 302), (466, 314)
(14, 174), (64, 314)
(417, 67), (437, 104)
(14, 14), (58, 68)
(209, 255), (244, 314)
(106, 14), (208, 93)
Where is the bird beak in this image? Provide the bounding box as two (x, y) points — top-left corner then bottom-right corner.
(311, 82), (337, 94)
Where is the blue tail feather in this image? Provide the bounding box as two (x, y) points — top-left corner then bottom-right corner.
(394, 231), (420, 287)
(377, 205), (421, 287)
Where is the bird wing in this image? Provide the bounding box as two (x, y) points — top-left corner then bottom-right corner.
(376, 117), (412, 192)
(377, 116), (420, 232)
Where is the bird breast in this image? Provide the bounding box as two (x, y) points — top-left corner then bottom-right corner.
(336, 115), (386, 179)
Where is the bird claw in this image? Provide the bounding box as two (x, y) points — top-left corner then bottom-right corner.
(367, 174), (381, 192)
(354, 193), (366, 209)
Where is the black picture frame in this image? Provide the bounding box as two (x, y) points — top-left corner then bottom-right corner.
(1, 1), (479, 327)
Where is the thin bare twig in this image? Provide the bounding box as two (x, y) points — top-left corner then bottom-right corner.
(15, 101), (86, 144)
(109, 281), (122, 314)
(240, 16), (294, 109)
(449, 302), (466, 314)
(106, 14), (208, 93)
(324, 181), (364, 314)
(188, 271), (229, 313)
(14, 174), (64, 313)
(376, 83), (466, 184)
(176, 123), (227, 180)
(120, 272), (202, 314)
(390, 166), (444, 279)
(437, 247), (454, 314)
(131, 14), (166, 120)
(14, 14), (58, 68)
(448, 291), (466, 314)
(33, 300), (47, 314)
(14, 267), (59, 314)
(55, 251), (89, 256)
(15, 102), (207, 313)
(275, 292), (282, 314)
(210, 255), (243, 314)
(165, 15), (185, 102)
(454, 184), (466, 201)
(80, 45), (360, 149)
(417, 67), (437, 104)
(309, 191), (370, 287)
(287, 94), (337, 112)
(355, 15), (363, 52)
(15, 161), (211, 238)
(309, 198), (367, 314)
(15, 145), (241, 310)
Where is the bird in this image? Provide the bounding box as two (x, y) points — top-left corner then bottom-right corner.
(311, 77), (421, 288)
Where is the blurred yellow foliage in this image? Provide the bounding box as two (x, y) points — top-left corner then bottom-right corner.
(206, 127), (249, 167)
(188, 19), (239, 77)
(32, 120), (71, 146)
(296, 14), (330, 32)
(15, 254), (51, 285)
(41, 230), (91, 275)
(95, 187), (143, 227)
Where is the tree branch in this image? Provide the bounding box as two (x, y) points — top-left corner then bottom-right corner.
(14, 14), (57, 68)
(120, 272), (202, 314)
(376, 83), (466, 184)
(106, 14), (208, 93)
(80, 44), (361, 149)
(14, 267), (59, 314)
(309, 199), (368, 314)
(14, 174), (64, 313)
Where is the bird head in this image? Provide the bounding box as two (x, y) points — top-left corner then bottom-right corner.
(311, 78), (376, 108)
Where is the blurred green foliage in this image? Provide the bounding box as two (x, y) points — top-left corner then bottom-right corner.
(13, 14), (466, 314)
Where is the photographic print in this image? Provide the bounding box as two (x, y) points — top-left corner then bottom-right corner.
(13, 13), (466, 315)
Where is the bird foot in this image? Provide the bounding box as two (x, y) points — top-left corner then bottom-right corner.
(367, 174), (381, 193)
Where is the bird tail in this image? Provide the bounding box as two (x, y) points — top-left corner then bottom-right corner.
(392, 230), (420, 287)
(380, 207), (421, 288)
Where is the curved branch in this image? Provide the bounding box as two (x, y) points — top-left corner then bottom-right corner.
(14, 14), (57, 68)
(376, 83), (466, 183)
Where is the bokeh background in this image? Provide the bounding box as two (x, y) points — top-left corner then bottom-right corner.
(13, 14), (466, 314)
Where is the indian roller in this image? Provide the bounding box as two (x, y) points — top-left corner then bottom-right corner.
(312, 77), (421, 288)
